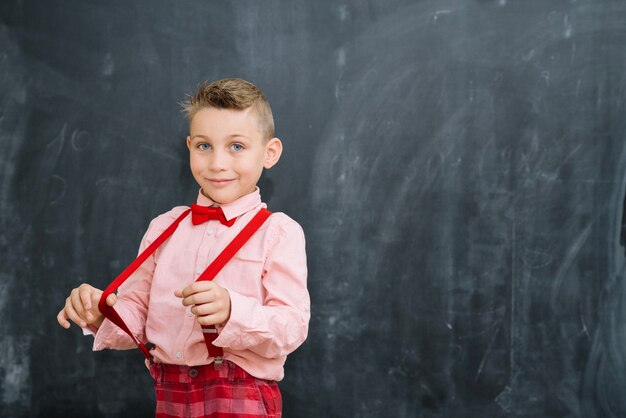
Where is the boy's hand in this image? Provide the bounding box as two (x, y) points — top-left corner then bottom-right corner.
(56, 283), (117, 330)
(175, 282), (231, 327)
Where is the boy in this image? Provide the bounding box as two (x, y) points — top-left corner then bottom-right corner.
(57, 78), (310, 418)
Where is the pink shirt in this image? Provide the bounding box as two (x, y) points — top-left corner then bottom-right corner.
(91, 188), (310, 381)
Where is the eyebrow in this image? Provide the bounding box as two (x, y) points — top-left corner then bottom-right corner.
(190, 134), (251, 141)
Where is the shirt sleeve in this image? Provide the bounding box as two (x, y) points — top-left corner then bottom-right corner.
(213, 218), (310, 358)
(89, 217), (162, 351)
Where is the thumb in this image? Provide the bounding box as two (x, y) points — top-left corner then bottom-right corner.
(106, 293), (117, 307)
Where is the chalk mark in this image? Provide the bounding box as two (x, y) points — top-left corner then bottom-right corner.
(475, 318), (504, 382)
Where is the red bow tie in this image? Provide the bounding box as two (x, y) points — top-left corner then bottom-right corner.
(191, 204), (236, 227)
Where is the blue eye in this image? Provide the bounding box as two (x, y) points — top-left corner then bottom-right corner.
(231, 143), (244, 152)
(198, 143), (210, 151)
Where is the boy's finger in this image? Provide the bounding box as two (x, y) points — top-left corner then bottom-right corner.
(56, 309), (71, 329)
(195, 312), (223, 327)
(79, 284), (93, 310)
(180, 282), (213, 297)
(64, 299), (87, 328)
(183, 291), (215, 307)
(175, 282), (216, 302)
(70, 289), (86, 318)
(106, 294), (117, 307)
(190, 301), (221, 316)
(175, 285), (196, 299)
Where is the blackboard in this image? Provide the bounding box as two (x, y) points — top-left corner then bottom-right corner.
(1, 0), (626, 416)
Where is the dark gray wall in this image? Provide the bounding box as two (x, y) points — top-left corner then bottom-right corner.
(1, 1), (626, 417)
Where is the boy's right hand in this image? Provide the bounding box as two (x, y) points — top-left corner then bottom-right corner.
(56, 283), (117, 330)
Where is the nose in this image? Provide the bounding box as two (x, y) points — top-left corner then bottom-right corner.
(208, 149), (228, 171)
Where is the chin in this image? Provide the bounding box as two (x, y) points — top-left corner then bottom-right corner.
(204, 191), (235, 205)
(206, 186), (254, 202)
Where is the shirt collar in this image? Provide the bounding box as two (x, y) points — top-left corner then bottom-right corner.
(195, 187), (262, 221)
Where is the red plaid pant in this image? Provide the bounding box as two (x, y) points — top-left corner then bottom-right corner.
(149, 361), (282, 418)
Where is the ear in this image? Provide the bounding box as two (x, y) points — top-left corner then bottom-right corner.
(263, 137), (283, 169)
(186, 136), (192, 150)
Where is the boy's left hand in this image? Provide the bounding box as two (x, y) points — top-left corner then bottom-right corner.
(175, 282), (231, 327)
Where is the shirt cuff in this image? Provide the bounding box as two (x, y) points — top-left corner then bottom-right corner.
(213, 289), (257, 348)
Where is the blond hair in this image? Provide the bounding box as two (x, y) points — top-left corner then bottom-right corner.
(182, 78), (275, 140)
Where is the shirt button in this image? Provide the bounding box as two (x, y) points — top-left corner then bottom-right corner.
(175, 351), (182, 359)
(206, 229), (213, 236)
(187, 310), (194, 317)
(196, 268), (202, 275)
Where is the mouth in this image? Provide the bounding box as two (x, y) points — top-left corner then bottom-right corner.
(206, 178), (234, 188)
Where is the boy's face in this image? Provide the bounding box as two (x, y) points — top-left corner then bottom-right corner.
(186, 107), (282, 205)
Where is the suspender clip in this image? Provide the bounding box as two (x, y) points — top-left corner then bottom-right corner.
(213, 356), (223, 370)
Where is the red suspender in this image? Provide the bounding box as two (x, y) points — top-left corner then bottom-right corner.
(98, 207), (272, 363)
(196, 208), (272, 367)
(98, 208), (192, 360)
